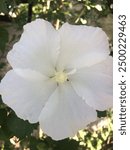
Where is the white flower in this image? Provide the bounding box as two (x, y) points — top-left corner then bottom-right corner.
(0, 19), (112, 140)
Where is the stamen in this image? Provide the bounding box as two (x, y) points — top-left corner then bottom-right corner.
(54, 71), (68, 84)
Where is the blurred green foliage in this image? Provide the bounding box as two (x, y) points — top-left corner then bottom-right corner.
(0, 0), (113, 149)
(0, 27), (9, 51)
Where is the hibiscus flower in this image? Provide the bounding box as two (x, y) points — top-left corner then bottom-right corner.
(0, 19), (112, 140)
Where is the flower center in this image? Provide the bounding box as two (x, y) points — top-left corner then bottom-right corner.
(54, 71), (68, 84)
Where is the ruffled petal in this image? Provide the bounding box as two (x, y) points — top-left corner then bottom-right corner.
(7, 19), (60, 76)
(0, 69), (57, 123)
(70, 57), (113, 111)
(39, 82), (97, 140)
(57, 23), (109, 70)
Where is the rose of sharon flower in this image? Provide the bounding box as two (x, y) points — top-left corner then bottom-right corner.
(0, 19), (112, 140)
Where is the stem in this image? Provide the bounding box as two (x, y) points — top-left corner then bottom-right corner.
(27, 3), (33, 23)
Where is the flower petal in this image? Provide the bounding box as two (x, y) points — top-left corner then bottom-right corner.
(39, 82), (97, 140)
(7, 19), (60, 76)
(70, 57), (113, 111)
(0, 70), (57, 123)
(57, 23), (109, 70)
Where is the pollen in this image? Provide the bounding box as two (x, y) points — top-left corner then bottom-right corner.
(54, 71), (68, 84)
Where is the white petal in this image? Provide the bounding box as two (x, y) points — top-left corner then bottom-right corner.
(13, 68), (48, 81)
(57, 23), (109, 70)
(70, 57), (113, 111)
(39, 82), (97, 140)
(7, 19), (60, 76)
(0, 70), (57, 123)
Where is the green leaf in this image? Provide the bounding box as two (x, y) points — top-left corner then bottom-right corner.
(6, 112), (37, 139)
(0, 108), (7, 126)
(0, 124), (13, 141)
(0, 27), (9, 51)
(54, 139), (80, 150)
(29, 137), (43, 150)
(97, 110), (107, 118)
(0, 0), (8, 13)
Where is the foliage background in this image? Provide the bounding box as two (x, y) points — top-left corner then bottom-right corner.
(0, 0), (113, 150)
